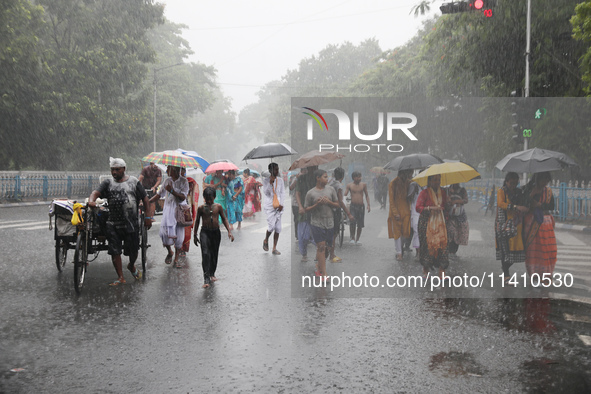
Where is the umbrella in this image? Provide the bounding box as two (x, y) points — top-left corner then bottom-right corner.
(288, 150), (345, 170)
(176, 149), (210, 169)
(243, 143), (297, 161)
(142, 150), (201, 168)
(495, 148), (578, 173)
(412, 162), (481, 187)
(238, 168), (261, 178)
(205, 161), (239, 173)
(370, 166), (389, 174)
(384, 153), (444, 172)
(155, 163), (204, 176)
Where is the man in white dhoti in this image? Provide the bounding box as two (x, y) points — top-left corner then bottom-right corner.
(262, 162), (285, 255)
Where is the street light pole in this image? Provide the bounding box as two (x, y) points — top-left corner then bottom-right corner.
(152, 62), (183, 152)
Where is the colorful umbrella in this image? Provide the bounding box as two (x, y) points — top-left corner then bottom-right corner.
(176, 149), (210, 169)
(288, 150), (345, 170)
(205, 161), (239, 173)
(412, 162), (481, 187)
(142, 150), (201, 168)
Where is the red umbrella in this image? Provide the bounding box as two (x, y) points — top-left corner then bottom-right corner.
(205, 161), (239, 173)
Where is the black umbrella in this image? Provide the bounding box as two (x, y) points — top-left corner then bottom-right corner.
(383, 153), (443, 171)
(495, 148), (578, 173)
(243, 142), (297, 161)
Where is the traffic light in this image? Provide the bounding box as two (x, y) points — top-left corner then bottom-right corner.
(440, 0), (496, 15)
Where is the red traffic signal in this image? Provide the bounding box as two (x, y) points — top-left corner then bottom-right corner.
(472, 0), (484, 10)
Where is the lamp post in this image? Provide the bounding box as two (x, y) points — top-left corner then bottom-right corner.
(153, 62), (183, 152)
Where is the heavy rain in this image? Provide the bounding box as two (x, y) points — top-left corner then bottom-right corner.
(1, 0), (591, 392)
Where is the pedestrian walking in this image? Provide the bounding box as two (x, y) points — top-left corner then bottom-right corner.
(180, 167), (198, 259)
(328, 167), (354, 263)
(296, 165), (318, 261)
(345, 171), (370, 245)
(242, 169), (261, 219)
(289, 173), (300, 240)
(138, 161), (162, 213)
(522, 172), (557, 278)
(446, 183), (470, 256)
(262, 163), (285, 255)
(148, 165), (189, 268)
(89, 157), (151, 286)
(416, 174), (449, 279)
(225, 170), (243, 231)
(387, 169), (412, 260)
(194, 187), (234, 288)
(376, 173), (389, 209)
(203, 170), (227, 222)
(408, 180), (424, 259)
(495, 172), (528, 283)
(305, 169), (339, 279)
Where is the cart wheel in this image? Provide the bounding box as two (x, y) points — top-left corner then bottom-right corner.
(139, 210), (149, 274)
(73, 232), (88, 294)
(55, 239), (68, 271)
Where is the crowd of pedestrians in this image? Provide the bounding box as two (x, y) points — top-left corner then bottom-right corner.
(89, 157), (559, 289)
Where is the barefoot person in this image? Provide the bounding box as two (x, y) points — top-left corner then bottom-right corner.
(305, 169), (339, 279)
(262, 162), (285, 255)
(89, 157), (151, 286)
(194, 187), (234, 288)
(148, 165), (189, 268)
(328, 167), (354, 263)
(345, 171), (371, 245)
(387, 169), (412, 261)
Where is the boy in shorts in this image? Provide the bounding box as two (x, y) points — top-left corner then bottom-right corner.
(194, 187), (234, 288)
(305, 169), (339, 279)
(345, 171), (371, 245)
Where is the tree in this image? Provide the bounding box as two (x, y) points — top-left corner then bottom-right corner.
(571, 0), (591, 95)
(0, 0), (46, 170)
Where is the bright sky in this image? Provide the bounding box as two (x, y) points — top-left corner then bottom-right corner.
(160, 0), (431, 113)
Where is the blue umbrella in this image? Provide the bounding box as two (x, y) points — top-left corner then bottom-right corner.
(238, 168), (260, 178)
(176, 149), (210, 169)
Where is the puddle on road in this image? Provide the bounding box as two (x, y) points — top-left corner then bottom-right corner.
(428, 351), (486, 377)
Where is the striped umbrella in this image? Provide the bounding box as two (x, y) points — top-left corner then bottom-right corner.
(141, 150), (201, 168)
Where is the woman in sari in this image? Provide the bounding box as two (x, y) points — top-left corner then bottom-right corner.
(416, 174), (449, 278)
(446, 183), (469, 256)
(495, 172), (528, 282)
(148, 166), (189, 268)
(180, 168), (199, 257)
(225, 170), (243, 230)
(242, 169), (261, 219)
(522, 172), (557, 277)
(203, 170), (227, 223)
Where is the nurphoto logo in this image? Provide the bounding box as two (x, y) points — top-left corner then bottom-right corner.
(300, 107), (418, 153)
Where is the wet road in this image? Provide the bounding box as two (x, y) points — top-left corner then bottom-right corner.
(1, 200), (591, 392)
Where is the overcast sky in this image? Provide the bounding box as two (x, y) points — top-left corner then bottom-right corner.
(159, 0), (433, 114)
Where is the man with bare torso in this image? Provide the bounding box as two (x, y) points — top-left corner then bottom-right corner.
(345, 171), (370, 245)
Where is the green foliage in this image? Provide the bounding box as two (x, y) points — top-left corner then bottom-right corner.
(572, 1), (591, 95)
(0, 0), (221, 171)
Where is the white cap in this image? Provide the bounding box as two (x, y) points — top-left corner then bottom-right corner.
(109, 157), (126, 168)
